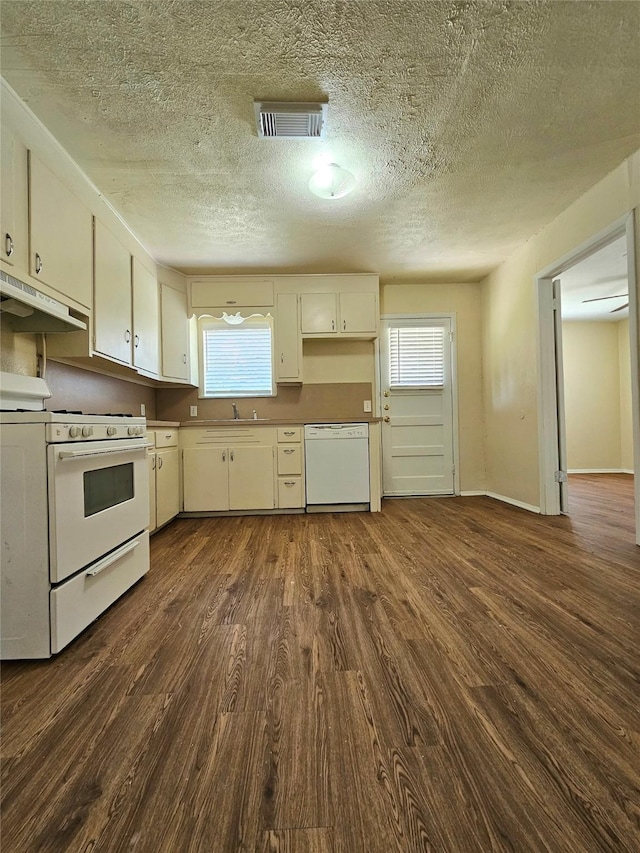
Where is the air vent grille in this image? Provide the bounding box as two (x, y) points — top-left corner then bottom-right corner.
(254, 101), (327, 139)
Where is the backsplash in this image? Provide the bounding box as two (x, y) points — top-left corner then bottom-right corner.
(156, 383), (373, 423)
(45, 361), (157, 418)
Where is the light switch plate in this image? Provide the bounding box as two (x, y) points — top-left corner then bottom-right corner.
(363, 400), (372, 412)
(190, 405), (198, 417)
(140, 403), (146, 416)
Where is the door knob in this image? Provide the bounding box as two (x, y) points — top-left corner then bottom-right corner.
(384, 416), (390, 422)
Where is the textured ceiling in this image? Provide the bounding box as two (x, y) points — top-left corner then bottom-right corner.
(1, 1), (639, 283)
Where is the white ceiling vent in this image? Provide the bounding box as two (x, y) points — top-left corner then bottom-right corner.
(254, 101), (327, 139)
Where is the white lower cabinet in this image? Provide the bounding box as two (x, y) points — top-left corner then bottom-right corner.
(181, 426), (305, 513)
(147, 429), (180, 531)
(183, 444), (275, 511)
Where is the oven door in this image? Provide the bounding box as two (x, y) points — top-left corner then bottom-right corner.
(48, 438), (150, 583)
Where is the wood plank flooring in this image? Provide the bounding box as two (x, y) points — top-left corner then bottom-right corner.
(2, 475), (639, 852)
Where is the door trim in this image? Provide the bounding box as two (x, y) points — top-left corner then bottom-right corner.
(535, 213), (640, 544)
(379, 313), (460, 496)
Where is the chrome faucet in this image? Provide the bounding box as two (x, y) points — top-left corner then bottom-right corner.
(232, 402), (240, 419)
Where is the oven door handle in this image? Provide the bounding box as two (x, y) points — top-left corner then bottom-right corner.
(85, 538), (141, 577)
(58, 442), (153, 460)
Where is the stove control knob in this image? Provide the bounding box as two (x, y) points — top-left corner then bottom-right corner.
(137, 426), (144, 435)
(128, 426), (137, 436)
(82, 426), (93, 438)
(69, 426), (81, 438)
(106, 426), (117, 437)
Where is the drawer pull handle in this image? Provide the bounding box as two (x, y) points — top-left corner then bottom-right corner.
(283, 431), (295, 436)
(283, 448), (295, 454)
(35, 253), (43, 274)
(222, 451), (226, 462)
(230, 450), (234, 461)
(86, 539), (140, 577)
(284, 481), (296, 486)
(125, 329), (131, 343)
(5, 233), (14, 257)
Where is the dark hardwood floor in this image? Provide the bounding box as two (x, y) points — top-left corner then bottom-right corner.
(2, 475), (639, 852)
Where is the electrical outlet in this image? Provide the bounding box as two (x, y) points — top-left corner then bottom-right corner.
(363, 400), (372, 413)
(140, 403), (146, 416)
(190, 405), (198, 417)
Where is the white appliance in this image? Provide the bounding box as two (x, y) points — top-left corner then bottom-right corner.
(304, 423), (370, 510)
(0, 373), (150, 659)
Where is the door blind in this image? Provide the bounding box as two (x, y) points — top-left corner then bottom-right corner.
(388, 325), (445, 387)
(202, 324), (273, 397)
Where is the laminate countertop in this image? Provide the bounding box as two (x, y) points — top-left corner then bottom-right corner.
(178, 417), (382, 427)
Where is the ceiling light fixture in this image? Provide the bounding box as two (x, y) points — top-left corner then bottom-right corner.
(308, 163), (355, 199)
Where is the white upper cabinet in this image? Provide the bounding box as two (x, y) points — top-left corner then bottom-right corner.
(132, 258), (159, 377)
(301, 290), (378, 338)
(161, 283), (190, 381)
(275, 292), (302, 383)
(93, 218), (133, 365)
(29, 153), (92, 309)
(190, 278), (274, 310)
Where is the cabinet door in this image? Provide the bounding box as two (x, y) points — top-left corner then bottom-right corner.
(229, 446), (274, 510)
(301, 292), (337, 334)
(133, 258), (159, 376)
(156, 448), (180, 527)
(29, 154), (92, 308)
(278, 478), (303, 509)
(148, 453), (157, 533)
(275, 292), (302, 382)
(339, 292), (378, 335)
(161, 284), (189, 380)
(1, 127), (18, 268)
(183, 447), (229, 511)
(93, 219), (132, 365)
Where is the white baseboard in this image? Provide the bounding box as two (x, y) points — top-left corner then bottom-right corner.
(622, 469), (635, 475)
(568, 468), (629, 474)
(485, 492), (540, 514)
(460, 490), (486, 497)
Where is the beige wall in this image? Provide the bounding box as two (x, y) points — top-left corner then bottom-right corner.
(562, 322), (622, 470)
(0, 316), (37, 376)
(481, 150), (640, 507)
(380, 282), (485, 493)
(302, 339), (375, 385)
(619, 319), (634, 471)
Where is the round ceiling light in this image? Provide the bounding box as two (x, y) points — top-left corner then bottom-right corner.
(308, 163), (356, 199)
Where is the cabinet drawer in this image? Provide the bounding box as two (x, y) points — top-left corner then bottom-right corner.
(277, 427), (301, 443)
(278, 477), (303, 509)
(154, 429), (179, 448)
(50, 532), (149, 653)
(277, 445), (302, 475)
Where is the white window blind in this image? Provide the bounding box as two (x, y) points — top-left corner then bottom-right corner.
(200, 315), (274, 397)
(388, 325), (445, 387)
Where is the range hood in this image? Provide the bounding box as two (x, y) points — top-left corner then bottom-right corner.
(0, 269), (87, 333)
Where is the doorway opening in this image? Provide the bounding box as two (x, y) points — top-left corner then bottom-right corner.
(536, 214), (639, 545)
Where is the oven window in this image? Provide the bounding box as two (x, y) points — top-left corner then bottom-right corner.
(83, 463), (134, 517)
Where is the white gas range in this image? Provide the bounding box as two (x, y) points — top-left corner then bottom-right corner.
(0, 372), (150, 659)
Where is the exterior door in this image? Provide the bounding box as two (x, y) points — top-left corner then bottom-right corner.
(380, 317), (455, 496)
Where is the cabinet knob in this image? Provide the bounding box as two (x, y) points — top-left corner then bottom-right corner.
(384, 404), (390, 410)
(125, 329), (131, 343)
(35, 253), (43, 274)
(384, 416), (390, 423)
(5, 233), (14, 257)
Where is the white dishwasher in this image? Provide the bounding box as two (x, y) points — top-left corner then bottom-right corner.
(304, 423), (370, 510)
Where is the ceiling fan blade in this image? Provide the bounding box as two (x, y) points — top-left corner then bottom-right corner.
(610, 303), (629, 313)
(582, 294), (629, 303)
